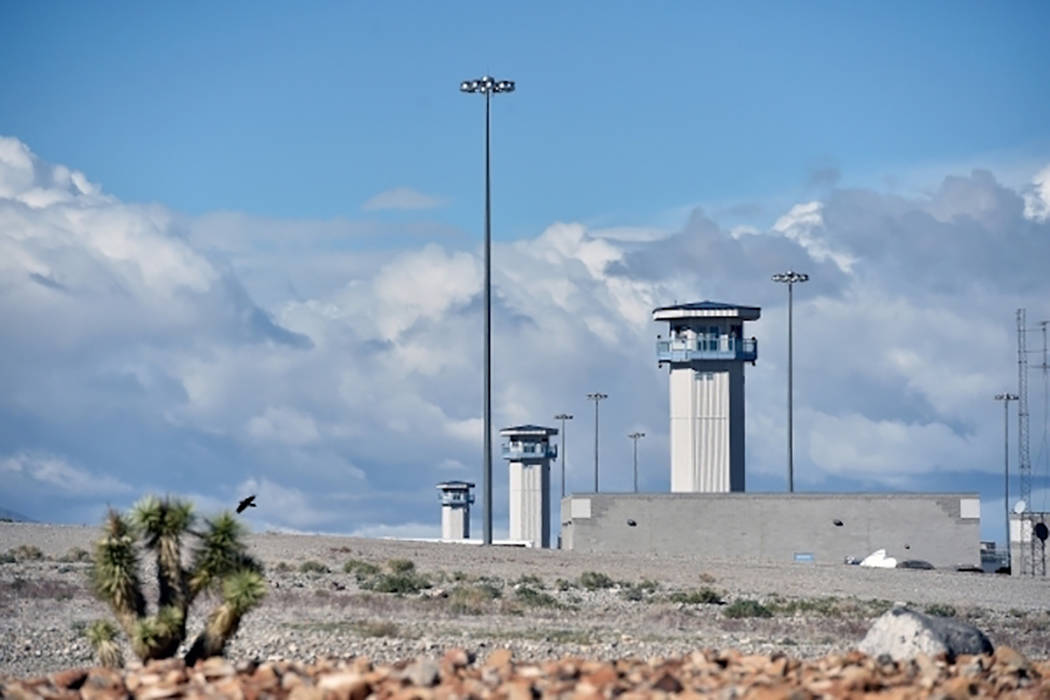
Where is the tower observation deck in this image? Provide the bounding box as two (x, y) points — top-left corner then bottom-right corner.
(654, 301), (760, 493)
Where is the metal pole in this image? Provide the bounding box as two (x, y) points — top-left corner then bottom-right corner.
(1004, 397), (1010, 572)
(593, 399), (599, 492)
(633, 437), (638, 493)
(554, 414), (572, 499)
(482, 88), (492, 545)
(787, 281), (794, 493)
(461, 75), (514, 545)
(628, 432), (645, 493)
(996, 392), (1018, 570)
(586, 393), (607, 492)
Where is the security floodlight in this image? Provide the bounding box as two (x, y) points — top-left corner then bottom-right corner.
(771, 270), (810, 492)
(460, 74), (515, 544)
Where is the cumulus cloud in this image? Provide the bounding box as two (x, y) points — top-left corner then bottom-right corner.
(0, 451), (132, 496)
(2, 136), (1049, 545)
(1024, 165), (1050, 222)
(361, 187), (445, 212)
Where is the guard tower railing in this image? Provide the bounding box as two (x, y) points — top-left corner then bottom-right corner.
(501, 442), (557, 460)
(656, 336), (757, 364)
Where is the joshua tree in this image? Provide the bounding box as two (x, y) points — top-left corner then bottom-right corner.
(87, 496), (266, 666)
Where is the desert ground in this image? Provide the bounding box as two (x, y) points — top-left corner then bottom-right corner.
(2, 521), (1049, 682)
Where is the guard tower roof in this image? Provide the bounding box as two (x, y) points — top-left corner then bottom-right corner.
(653, 300), (761, 321)
(499, 424), (559, 437)
(436, 480), (475, 490)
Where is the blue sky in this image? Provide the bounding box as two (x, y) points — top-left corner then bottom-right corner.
(2, 2), (1050, 548)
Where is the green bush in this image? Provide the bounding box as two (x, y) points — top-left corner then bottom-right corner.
(343, 559), (380, 579)
(514, 574), (545, 589)
(924, 603), (957, 618)
(59, 547), (92, 563)
(449, 583), (501, 614)
(5, 544), (45, 562)
(361, 571), (431, 594)
(299, 560), (330, 574)
(724, 599), (773, 618)
(554, 578), (575, 591)
(670, 587), (724, 605)
(578, 571), (614, 590)
(387, 558), (415, 574)
(515, 585), (559, 607)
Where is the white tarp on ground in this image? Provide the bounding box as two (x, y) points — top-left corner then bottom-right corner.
(860, 548), (898, 568)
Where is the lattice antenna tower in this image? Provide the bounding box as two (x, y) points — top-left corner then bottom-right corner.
(1017, 309), (1033, 575)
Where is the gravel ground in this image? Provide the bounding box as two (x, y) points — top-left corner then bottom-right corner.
(2, 522), (1049, 680)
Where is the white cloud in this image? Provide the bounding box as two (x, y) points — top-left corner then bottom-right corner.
(0, 451), (132, 496)
(246, 406), (321, 445)
(3, 137), (1050, 544)
(1023, 165), (1050, 222)
(361, 187), (445, 212)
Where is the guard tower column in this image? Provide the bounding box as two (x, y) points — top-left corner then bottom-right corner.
(500, 425), (558, 547)
(436, 481), (475, 540)
(654, 301), (760, 492)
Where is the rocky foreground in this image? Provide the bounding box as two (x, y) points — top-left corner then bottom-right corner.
(3, 523), (1050, 697)
(4, 645), (1050, 699)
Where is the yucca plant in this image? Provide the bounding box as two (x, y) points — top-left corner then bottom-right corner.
(86, 496), (266, 666)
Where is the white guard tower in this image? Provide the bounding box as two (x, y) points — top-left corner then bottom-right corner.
(436, 480), (475, 540)
(654, 301), (760, 492)
(501, 424), (558, 548)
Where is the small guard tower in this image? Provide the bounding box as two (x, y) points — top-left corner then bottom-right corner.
(654, 301), (760, 492)
(501, 424), (558, 548)
(436, 480), (475, 540)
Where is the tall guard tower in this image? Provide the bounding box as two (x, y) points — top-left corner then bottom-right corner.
(436, 480), (475, 540)
(654, 301), (760, 492)
(501, 424), (558, 547)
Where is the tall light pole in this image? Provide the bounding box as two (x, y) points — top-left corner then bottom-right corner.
(554, 413), (573, 499)
(628, 432), (645, 493)
(461, 75), (515, 545)
(587, 393), (607, 492)
(771, 270), (809, 492)
(995, 392), (1018, 570)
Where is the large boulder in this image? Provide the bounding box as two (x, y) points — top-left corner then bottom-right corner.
(858, 606), (993, 662)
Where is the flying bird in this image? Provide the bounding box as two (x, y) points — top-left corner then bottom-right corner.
(236, 495), (256, 514)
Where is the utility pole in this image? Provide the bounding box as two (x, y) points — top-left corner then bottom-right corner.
(586, 393), (607, 492)
(995, 392), (1018, 571)
(628, 432), (645, 492)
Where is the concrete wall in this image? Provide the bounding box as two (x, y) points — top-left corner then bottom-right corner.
(561, 492), (980, 568)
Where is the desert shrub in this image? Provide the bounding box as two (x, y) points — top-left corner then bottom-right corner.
(578, 571), (614, 590)
(555, 578), (575, 591)
(85, 496), (265, 666)
(514, 574), (545, 589)
(451, 570), (469, 582)
(343, 559), (380, 578)
(0, 551), (15, 564)
(515, 585), (559, 607)
(924, 603), (957, 618)
(59, 547), (92, 563)
(670, 587), (724, 605)
(299, 560), (330, 574)
(698, 572), (717, 584)
(449, 583), (501, 614)
(620, 579), (660, 602)
(724, 599), (773, 618)
(362, 571), (431, 595)
(274, 561), (292, 573)
(5, 544), (45, 562)
(387, 558), (416, 574)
